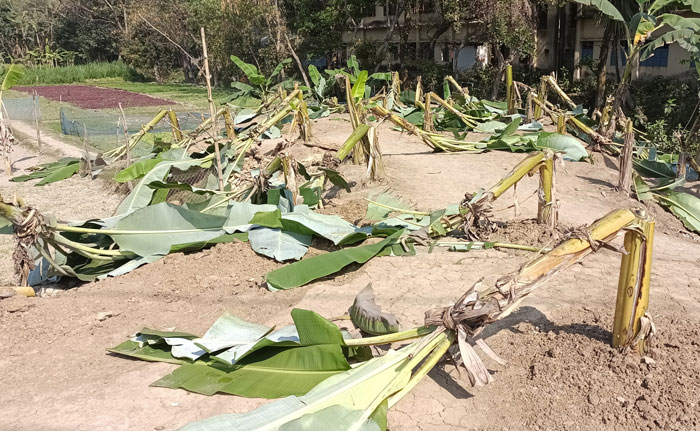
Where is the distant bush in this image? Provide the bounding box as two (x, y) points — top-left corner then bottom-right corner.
(401, 60), (451, 94)
(457, 65), (497, 99)
(14, 61), (134, 85)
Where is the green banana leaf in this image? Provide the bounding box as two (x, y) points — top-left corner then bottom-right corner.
(570, 0), (623, 21)
(535, 132), (589, 161)
(319, 167), (351, 192)
(108, 329), (198, 365)
(641, 29), (696, 61)
(11, 158), (79, 183)
(152, 344), (351, 398)
(249, 209), (284, 229)
(116, 157), (209, 215)
(366, 190), (412, 221)
(231, 55), (266, 86)
(1, 64), (24, 91)
(292, 309), (346, 346)
(248, 228), (312, 261)
(265, 230), (404, 290)
(268, 59), (292, 85)
(114, 157), (163, 182)
(633, 176), (652, 201)
(308, 65), (322, 86)
(633, 159), (675, 179)
(179, 342), (421, 431)
(110, 203), (231, 258)
(282, 205), (369, 246)
(656, 191), (700, 234)
(351, 71), (368, 101)
(36, 163), (81, 186)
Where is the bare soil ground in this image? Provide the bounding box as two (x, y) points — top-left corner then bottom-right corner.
(1, 115), (700, 431)
(15, 85), (174, 109)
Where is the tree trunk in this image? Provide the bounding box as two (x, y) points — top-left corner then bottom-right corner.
(375, 0), (408, 72)
(490, 45), (505, 100)
(595, 24), (614, 111)
(429, 20), (452, 57)
(284, 31), (310, 88)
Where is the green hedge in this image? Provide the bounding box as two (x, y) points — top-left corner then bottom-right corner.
(14, 61), (132, 85)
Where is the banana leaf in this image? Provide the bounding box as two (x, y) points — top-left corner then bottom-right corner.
(11, 158), (79, 183)
(231, 55), (266, 86)
(153, 344), (351, 398)
(265, 230), (404, 290)
(281, 205), (370, 246)
(110, 203), (231, 258)
(366, 191), (412, 221)
(292, 308), (346, 346)
(1, 64), (24, 91)
(179, 341), (424, 431)
(634, 159), (675, 179)
(109, 340), (193, 365)
(319, 167), (351, 192)
(308, 65), (322, 86)
(249, 228), (312, 261)
(570, 0), (623, 21)
(114, 157), (163, 182)
(349, 285), (400, 335)
(36, 163), (81, 185)
(535, 132), (588, 161)
(116, 157), (210, 215)
(656, 191), (700, 234)
(194, 313), (272, 354)
(640, 29), (696, 61)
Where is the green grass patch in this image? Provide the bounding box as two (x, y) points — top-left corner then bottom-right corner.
(15, 62), (131, 85)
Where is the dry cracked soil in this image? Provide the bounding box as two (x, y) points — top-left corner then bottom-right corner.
(1, 114), (700, 431)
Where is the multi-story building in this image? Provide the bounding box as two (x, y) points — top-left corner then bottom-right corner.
(341, 2), (697, 79)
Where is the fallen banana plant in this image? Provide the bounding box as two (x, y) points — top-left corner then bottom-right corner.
(265, 150), (561, 290)
(0, 191), (372, 285)
(112, 206), (655, 430)
(371, 105), (589, 161)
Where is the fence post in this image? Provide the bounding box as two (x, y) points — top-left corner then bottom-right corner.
(32, 91), (42, 153)
(118, 103), (131, 168)
(613, 210), (655, 354)
(82, 125), (93, 176)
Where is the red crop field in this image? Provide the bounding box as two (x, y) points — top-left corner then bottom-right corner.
(15, 85), (173, 109)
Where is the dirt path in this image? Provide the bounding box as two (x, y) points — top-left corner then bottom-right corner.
(1, 116), (699, 430)
(7, 120), (83, 161)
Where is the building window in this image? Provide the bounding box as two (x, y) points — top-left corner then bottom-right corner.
(640, 44), (669, 67)
(581, 41), (594, 61)
(611, 42), (669, 68)
(537, 5), (548, 30)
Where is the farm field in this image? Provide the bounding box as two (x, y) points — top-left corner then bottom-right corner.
(1, 108), (700, 430)
(14, 84), (175, 109)
(2, 0), (700, 429)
